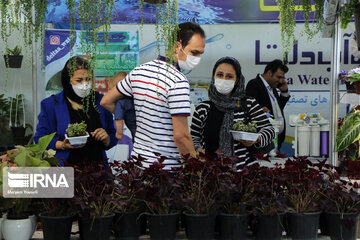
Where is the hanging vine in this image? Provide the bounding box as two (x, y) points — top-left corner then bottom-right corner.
(340, 0), (358, 29)
(277, 0), (325, 57)
(0, 0), (48, 50)
(65, 0), (115, 115)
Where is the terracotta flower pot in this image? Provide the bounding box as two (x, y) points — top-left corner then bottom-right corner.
(355, 82), (360, 94)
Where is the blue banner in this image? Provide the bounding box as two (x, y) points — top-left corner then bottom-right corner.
(46, 0), (318, 25)
(43, 30), (75, 66)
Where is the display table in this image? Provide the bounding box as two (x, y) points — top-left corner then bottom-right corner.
(31, 223), (335, 240)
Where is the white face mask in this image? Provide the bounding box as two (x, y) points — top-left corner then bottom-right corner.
(178, 48), (201, 71)
(214, 78), (235, 95)
(72, 82), (92, 98)
(351, 38), (360, 59)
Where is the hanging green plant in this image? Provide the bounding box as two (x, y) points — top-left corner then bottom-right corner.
(276, 0), (325, 57)
(340, 0), (358, 29)
(65, 0), (115, 114)
(0, 0), (48, 51)
(138, 0), (178, 62)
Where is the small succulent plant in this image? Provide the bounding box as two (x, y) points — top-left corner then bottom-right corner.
(66, 121), (87, 137)
(232, 121), (257, 133)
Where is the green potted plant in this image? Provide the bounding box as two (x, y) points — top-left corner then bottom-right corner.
(0, 133), (58, 240)
(65, 121), (89, 146)
(3, 46), (23, 68)
(336, 107), (360, 162)
(230, 120), (260, 141)
(340, 67), (360, 94)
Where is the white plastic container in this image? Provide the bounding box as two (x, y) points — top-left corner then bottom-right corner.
(230, 130), (260, 141)
(65, 133), (89, 146)
(310, 125), (320, 157)
(297, 126), (310, 156)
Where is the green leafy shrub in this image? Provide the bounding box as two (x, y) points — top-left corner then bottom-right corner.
(66, 121), (87, 137)
(232, 121), (257, 133)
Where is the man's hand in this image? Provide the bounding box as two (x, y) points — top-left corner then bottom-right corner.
(278, 79), (288, 92)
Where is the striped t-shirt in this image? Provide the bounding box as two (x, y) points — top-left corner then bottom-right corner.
(116, 57), (190, 169)
(191, 98), (275, 168)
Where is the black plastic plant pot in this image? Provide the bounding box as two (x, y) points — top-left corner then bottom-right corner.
(287, 212), (320, 240)
(319, 212), (330, 236)
(183, 211), (216, 240)
(147, 212), (179, 240)
(78, 214), (114, 240)
(346, 81), (357, 94)
(4, 55), (23, 68)
(113, 211), (140, 240)
(325, 212), (359, 240)
(39, 213), (75, 240)
(252, 213), (285, 240)
(10, 126), (26, 145)
(218, 213), (249, 240)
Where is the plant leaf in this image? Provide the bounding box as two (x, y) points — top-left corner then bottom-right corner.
(336, 116), (360, 152)
(38, 132), (56, 151)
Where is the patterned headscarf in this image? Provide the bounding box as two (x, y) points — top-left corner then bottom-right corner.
(208, 57), (247, 156)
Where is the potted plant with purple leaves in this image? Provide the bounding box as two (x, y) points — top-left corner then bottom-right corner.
(73, 162), (118, 240)
(39, 198), (76, 240)
(216, 157), (255, 240)
(111, 157), (146, 240)
(179, 153), (223, 240)
(141, 154), (183, 240)
(248, 163), (287, 240)
(282, 157), (326, 240)
(320, 168), (360, 240)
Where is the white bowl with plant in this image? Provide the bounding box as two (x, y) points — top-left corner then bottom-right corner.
(230, 121), (260, 142)
(65, 121), (89, 146)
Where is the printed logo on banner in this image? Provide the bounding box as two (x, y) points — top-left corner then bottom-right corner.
(3, 167), (74, 198)
(50, 35), (60, 45)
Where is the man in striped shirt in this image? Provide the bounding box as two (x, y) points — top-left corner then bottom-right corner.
(101, 22), (205, 169)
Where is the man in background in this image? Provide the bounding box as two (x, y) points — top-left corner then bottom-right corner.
(246, 59), (290, 151)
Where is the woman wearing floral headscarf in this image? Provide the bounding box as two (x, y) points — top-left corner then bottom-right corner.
(190, 57), (275, 168)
